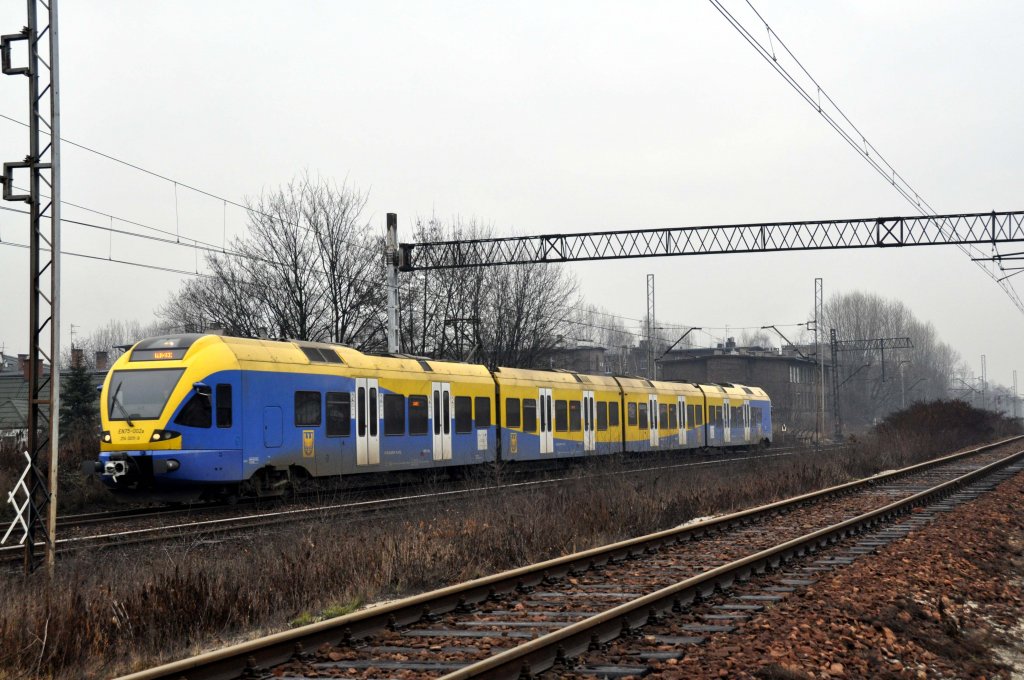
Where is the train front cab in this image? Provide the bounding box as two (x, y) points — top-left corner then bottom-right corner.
(95, 334), (245, 499)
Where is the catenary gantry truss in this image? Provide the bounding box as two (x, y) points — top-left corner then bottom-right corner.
(398, 210), (1024, 271)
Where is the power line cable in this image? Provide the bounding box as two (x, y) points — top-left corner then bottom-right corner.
(0, 112), (380, 256)
(707, 0), (1024, 314)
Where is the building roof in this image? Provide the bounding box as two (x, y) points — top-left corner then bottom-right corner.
(0, 352), (18, 373)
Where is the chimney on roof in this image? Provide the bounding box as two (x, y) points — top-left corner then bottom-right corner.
(71, 348), (84, 368)
(95, 351), (109, 372)
(726, 337), (736, 350)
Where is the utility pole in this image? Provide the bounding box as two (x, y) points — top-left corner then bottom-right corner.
(1, 0), (62, 574)
(900, 362), (906, 409)
(830, 328), (841, 439)
(814, 278), (824, 444)
(385, 213), (400, 354)
(1013, 369), (1019, 421)
(646, 274), (655, 379)
(981, 354), (987, 410)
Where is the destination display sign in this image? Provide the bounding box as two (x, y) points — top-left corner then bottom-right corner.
(131, 348), (187, 362)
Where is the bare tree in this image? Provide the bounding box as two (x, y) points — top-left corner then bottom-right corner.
(398, 216), (579, 367)
(822, 290), (965, 426)
(161, 173), (386, 349)
(65, 318), (173, 368)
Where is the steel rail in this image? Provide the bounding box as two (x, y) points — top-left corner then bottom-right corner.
(114, 435), (1022, 680)
(443, 446), (1024, 679)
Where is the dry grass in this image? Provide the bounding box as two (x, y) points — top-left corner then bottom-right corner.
(0, 403), (1018, 679)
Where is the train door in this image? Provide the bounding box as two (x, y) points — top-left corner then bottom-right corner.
(431, 382), (452, 461)
(744, 401), (751, 444)
(677, 397), (685, 447)
(539, 388), (554, 455)
(648, 394), (658, 447)
(582, 391), (595, 452)
(356, 378), (380, 465)
(723, 399), (731, 444)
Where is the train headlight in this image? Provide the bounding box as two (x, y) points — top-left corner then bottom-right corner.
(101, 431), (111, 443)
(149, 429), (181, 442)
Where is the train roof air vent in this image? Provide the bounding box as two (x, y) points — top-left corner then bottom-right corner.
(418, 360), (434, 372)
(300, 346), (345, 364)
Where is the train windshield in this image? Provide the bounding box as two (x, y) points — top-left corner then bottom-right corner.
(107, 369), (184, 421)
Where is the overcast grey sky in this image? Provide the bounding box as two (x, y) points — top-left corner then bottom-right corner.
(1, 1), (1022, 388)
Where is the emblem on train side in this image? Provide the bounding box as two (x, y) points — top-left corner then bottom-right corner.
(302, 430), (315, 458)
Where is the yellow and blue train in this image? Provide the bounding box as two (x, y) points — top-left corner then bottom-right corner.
(89, 334), (772, 500)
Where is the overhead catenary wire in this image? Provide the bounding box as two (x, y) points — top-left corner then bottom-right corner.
(707, 0), (1024, 314)
(0, 112), (380, 256)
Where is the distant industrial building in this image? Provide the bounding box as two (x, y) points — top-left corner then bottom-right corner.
(658, 337), (832, 440)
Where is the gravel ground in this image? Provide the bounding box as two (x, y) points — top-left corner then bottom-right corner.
(638, 462), (1024, 679)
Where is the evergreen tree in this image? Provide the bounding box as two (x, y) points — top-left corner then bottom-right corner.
(60, 361), (98, 440)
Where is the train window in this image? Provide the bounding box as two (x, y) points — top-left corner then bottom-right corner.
(408, 395), (429, 435)
(686, 404), (695, 429)
(555, 400), (568, 432)
(668, 403), (678, 430)
(454, 396), (473, 433)
(369, 388), (378, 437)
(294, 391), (321, 427)
(659, 404), (669, 430)
(596, 401), (608, 431)
(638, 403), (649, 430)
(609, 402), (619, 427)
(475, 397), (491, 427)
(731, 406), (744, 426)
(505, 398), (521, 428)
(216, 384), (232, 428)
(175, 393), (211, 428)
(433, 391), (441, 435)
(695, 406), (704, 426)
(627, 402), (637, 426)
(522, 399), (537, 432)
(569, 400), (581, 432)
(326, 392), (351, 437)
(443, 390), (451, 434)
(358, 387), (367, 436)
(384, 394), (405, 436)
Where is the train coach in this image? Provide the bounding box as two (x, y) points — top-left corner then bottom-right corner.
(88, 333), (772, 501)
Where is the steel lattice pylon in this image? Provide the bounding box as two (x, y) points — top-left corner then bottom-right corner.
(1, 0), (61, 574)
(398, 211), (1024, 271)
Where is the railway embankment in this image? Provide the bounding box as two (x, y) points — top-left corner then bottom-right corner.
(634, 444), (1024, 679)
(0, 402), (1018, 679)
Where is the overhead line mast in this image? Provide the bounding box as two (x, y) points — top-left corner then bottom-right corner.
(1, 0), (62, 574)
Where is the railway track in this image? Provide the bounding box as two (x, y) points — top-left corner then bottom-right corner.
(116, 435), (1024, 680)
(50, 442), (827, 531)
(1, 443), (834, 566)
